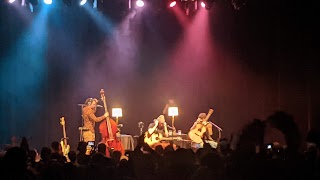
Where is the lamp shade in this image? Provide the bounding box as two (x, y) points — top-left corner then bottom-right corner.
(168, 107), (178, 116)
(112, 108), (123, 117)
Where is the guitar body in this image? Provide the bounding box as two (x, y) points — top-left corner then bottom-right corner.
(144, 132), (182, 147)
(188, 124), (207, 143)
(105, 138), (125, 157)
(60, 141), (70, 158)
(144, 132), (163, 146)
(99, 117), (118, 141)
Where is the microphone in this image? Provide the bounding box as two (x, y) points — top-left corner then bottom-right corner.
(166, 124), (175, 130)
(138, 122), (144, 128)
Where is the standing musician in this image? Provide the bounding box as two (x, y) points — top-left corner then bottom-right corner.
(82, 98), (109, 143)
(189, 112), (217, 149)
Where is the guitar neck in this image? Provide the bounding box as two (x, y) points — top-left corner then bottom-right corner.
(102, 99), (111, 124)
(161, 137), (179, 141)
(101, 92), (114, 139)
(103, 100), (108, 113)
(63, 125), (67, 145)
(204, 111), (213, 122)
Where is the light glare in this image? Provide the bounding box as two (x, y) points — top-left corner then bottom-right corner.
(80, 0), (87, 5)
(112, 108), (123, 117)
(169, 1), (176, 7)
(201, 2), (205, 8)
(44, 0), (52, 4)
(136, 0), (144, 7)
(168, 107), (179, 116)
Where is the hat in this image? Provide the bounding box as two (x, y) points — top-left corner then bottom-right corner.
(85, 98), (98, 106)
(198, 113), (206, 119)
(157, 115), (165, 123)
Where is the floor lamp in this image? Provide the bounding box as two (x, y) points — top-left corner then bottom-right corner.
(112, 108), (123, 136)
(168, 106), (178, 132)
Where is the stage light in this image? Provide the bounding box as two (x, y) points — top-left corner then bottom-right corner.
(93, 0), (97, 8)
(8, 0), (16, 3)
(169, 1), (176, 8)
(79, 0), (87, 5)
(201, 0), (214, 10)
(43, 0), (52, 5)
(63, 0), (71, 6)
(136, 0), (144, 7)
(28, 3), (34, 12)
(201, 2), (205, 8)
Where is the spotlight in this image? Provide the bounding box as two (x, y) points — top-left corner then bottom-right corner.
(43, 0), (52, 4)
(201, 0), (214, 10)
(201, 2), (205, 8)
(79, 0), (87, 5)
(63, 0), (71, 6)
(93, 0), (97, 8)
(8, 0), (16, 3)
(169, 0), (176, 8)
(28, 3), (34, 12)
(135, 0), (144, 7)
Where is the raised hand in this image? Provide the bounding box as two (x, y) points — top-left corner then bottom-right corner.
(154, 119), (159, 127)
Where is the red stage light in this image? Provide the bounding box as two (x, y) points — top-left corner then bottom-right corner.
(169, 1), (176, 8)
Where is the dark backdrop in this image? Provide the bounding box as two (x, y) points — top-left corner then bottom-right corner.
(0, 0), (319, 150)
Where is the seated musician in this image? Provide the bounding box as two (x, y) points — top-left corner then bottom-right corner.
(190, 113), (217, 149)
(144, 115), (170, 148)
(148, 115), (169, 138)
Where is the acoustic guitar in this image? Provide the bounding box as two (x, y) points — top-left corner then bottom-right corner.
(144, 132), (182, 146)
(60, 117), (70, 162)
(188, 109), (214, 143)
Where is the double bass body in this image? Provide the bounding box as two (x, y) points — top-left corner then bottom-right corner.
(98, 89), (124, 157)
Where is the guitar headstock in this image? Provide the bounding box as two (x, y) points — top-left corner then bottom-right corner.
(60, 117), (65, 126)
(100, 89), (105, 102)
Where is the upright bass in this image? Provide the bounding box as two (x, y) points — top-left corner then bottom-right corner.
(99, 89), (124, 157)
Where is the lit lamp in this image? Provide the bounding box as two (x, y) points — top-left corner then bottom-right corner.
(112, 108), (122, 125)
(168, 107), (178, 130)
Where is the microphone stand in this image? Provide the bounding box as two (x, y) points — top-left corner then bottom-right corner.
(166, 124), (176, 142)
(138, 122), (144, 136)
(79, 104), (86, 141)
(208, 121), (223, 140)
